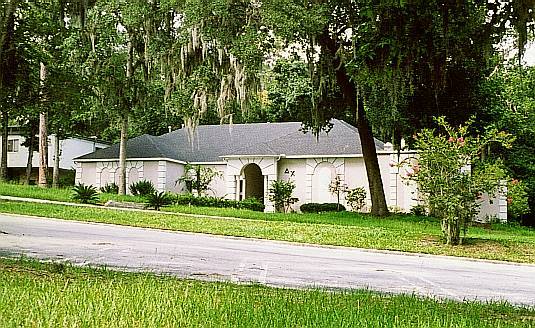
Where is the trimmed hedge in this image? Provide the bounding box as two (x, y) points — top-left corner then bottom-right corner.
(300, 203), (346, 213)
(175, 194), (265, 212)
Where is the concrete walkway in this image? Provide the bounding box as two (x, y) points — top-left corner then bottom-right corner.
(1, 213), (534, 307)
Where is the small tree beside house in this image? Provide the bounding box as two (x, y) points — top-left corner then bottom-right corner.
(329, 175), (347, 211)
(403, 117), (512, 245)
(178, 164), (221, 197)
(268, 180), (298, 213)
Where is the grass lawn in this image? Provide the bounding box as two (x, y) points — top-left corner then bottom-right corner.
(0, 182), (144, 204)
(1, 258), (533, 328)
(1, 200), (535, 263)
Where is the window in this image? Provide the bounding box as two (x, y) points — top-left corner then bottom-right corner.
(7, 139), (19, 152)
(312, 162), (336, 203)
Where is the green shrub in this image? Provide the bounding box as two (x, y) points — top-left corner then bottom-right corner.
(58, 170), (76, 187)
(71, 184), (99, 204)
(100, 183), (119, 194)
(300, 203), (346, 213)
(145, 191), (174, 211)
(507, 180), (530, 221)
(129, 180), (155, 196)
(237, 197), (265, 212)
(268, 180), (297, 213)
(175, 194), (265, 212)
(345, 187), (366, 212)
(410, 204), (428, 216)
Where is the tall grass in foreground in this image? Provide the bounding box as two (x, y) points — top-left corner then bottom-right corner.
(0, 258), (533, 328)
(0, 182), (144, 204)
(0, 182), (72, 201)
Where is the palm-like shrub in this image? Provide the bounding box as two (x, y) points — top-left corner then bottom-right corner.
(129, 180), (155, 196)
(145, 191), (173, 211)
(100, 183), (119, 194)
(72, 184), (99, 204)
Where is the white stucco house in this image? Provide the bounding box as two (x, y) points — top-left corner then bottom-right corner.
(1, 126), (109, 183)
(74, 119), (507, 220)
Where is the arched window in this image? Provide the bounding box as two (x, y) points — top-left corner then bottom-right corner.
(312, 162), (336, 203)
(128, 167), (140, 185)
(100, 168), (110, 187)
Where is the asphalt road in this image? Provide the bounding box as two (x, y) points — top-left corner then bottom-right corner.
(1, 213), (534, 306)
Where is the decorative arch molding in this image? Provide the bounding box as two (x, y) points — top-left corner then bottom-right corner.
(225, 157), (277, 176)
(224, 157), (278, 212)
(95, 161), (144, 189)
(305, 158), (345, 203)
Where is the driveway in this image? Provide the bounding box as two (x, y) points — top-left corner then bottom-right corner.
(1, 213), (534, 306)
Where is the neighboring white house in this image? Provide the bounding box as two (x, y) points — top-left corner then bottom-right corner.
(74, 119), (507, 221)
(1, 126), (109, 183)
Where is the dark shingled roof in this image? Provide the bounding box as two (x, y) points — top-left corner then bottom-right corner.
(76, 119), (384, 162)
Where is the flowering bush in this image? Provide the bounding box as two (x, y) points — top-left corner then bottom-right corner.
(404, 117), (511, 245)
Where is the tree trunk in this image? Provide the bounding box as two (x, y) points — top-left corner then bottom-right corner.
(196, 167), (201, 197)
(0, 0), (17, 70)
(318, 29), (389, 216)
(118, 115), (128, 195)
(0, 0), (17, 183)
(442, 217), (461, 245)
(118, 33), (134, 195)
(356, 98), (389, 217)
(52, 134), (60, 188)
(25, 134), (34, 185)
(0, 111), (8, 181)
(38, 62), (48, 188)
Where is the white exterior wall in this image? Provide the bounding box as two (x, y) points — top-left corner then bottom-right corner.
(383, 150), (507, 221)
(76, 160), (146, 193)
(198, 164), (226, 197)
(304, 158), (345, 205)
(91, 161), (144, 191)
(165, 162), (185, 193)
(277, 159), (306, 211)
(143, 162), (160, 189)
(58, 138), (108, 169)
(383, 151), (419, 213)
(76, 162), (97, 186)
(3, 134), (107, 170)
(477, 184), (508, 223)
(343, 157), (371, 210)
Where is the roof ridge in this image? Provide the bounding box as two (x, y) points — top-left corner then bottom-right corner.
(228, 124), (305, 155)
(161, 121), (303, 136)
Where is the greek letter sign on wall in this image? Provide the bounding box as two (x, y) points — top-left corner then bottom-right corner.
(284, 168), (295, 177)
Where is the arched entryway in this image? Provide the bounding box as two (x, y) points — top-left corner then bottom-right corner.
(243, 163), (264, 201)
